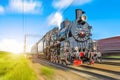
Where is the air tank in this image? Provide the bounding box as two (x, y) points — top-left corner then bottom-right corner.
(59, 20), (70, 41)
(60, 20), (70, 29)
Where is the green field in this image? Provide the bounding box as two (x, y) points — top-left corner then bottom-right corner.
(41, 66), (54, 79)
(0, 51), (37, 80)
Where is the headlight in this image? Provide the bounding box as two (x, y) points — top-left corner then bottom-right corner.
(81, 15), (87, 21)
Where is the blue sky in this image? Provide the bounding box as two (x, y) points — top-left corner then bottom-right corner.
(0, 0), (120, 52)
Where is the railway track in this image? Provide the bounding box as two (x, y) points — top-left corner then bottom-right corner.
(96, 59), (120, 66)
(99, 62), (120, 66)
(80, 65), (120, 75)
(71, 65), (120, 80)
(32, 58), (120, 80)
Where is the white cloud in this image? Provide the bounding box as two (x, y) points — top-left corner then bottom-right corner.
(73, 0), (92, 5)
(52, 0), (73, 9)
(52, 0), (92, 9)
(47, 12), (63, 29)
(8, 0), (42, 14)
(0, 5), (4, 14)
(0, 39), (23, 53)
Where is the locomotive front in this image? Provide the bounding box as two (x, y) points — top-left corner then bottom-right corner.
(70, 9), (93, 51)
(57, 9), (96, 65)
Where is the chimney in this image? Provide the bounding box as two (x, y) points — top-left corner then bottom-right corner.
(75, 9), (85, 20)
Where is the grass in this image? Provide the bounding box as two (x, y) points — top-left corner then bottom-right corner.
(0, 51), (37, 80)
(41, 66), (54, 80)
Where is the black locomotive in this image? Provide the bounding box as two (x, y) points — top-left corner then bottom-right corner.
(32, 9), (98, 65)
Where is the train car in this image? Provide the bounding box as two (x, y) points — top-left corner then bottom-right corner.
(97, 36), (120, 55)
(31, 44), (38, 54)
(33, 9), (98, 65)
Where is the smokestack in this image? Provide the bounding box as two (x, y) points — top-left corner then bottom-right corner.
(75, 9), (85, 20)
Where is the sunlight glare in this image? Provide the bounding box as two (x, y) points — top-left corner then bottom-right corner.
(0, 39), (23, 54)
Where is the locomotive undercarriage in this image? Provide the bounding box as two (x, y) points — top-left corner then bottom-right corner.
(57, 37), (93, 65)
(44, 38), (96, 65)
(44, 35), (95, 65)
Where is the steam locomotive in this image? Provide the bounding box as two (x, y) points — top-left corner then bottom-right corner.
(32, 9), (98, 65)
